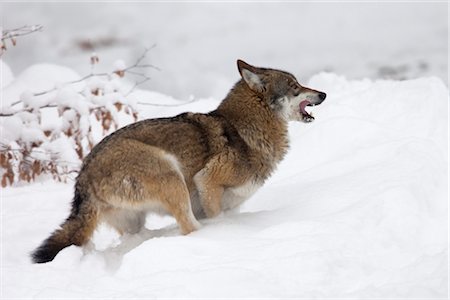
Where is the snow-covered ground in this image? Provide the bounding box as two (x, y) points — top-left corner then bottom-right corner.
(2, 69), (448, 297)
(1, 2), (448, 299)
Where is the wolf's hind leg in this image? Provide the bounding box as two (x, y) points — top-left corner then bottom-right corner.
(102, 208), (146, 235)
(161, 177), (201, 235)
(147, 153), (201, 235)
(165, 194), (201, 235)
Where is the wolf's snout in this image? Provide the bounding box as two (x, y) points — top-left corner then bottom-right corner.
(307, 91), (326, 107)
(318, 92), (326, 101)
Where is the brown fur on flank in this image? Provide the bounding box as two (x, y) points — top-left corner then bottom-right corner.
(31, 59), (326, 263)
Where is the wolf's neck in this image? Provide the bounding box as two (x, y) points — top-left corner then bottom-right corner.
(216, 81), (289, 169)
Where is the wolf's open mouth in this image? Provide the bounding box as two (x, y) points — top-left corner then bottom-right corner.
(299, 100), (314, 121)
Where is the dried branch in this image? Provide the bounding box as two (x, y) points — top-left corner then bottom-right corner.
(1, 25), (43, 41)
(1, 25), (43, 56)
(0, 144), (80, 167)
(0, 112), (14, 117)
(125, 77), (152, 96)
(123, 45), (159, 72)
(137, 98), (199, 107)
(0, 104), (57, 117)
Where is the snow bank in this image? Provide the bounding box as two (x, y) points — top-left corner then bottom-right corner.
(1, 63), (82, 110)
(1, 59), (14, 88)
(2, 74), (448, 298)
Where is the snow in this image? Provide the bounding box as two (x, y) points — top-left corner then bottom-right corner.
(2, 72), (448, 298)
(14, 63), (81, 94)
(1, 63), (82, 111)
(1, 2), (447, 100)
(113, 59), (126, 72)
(1, 115), (22, 141)
(0, 60), (14, 89)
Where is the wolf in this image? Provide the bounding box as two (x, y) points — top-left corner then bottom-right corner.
(31, 60), (326, 263)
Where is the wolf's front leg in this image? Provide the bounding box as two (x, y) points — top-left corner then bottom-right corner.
(194, 168), (224, 218)
(194, 151), (249, 218)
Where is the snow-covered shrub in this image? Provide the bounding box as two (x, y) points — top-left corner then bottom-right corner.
(0, 55), (145, 186)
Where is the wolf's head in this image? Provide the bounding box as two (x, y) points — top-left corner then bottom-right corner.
(237, 60), (326, 123)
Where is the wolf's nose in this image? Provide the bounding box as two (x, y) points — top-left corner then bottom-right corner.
(318, 92), (327, 100)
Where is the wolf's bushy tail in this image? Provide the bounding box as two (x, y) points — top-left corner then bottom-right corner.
(31, 189), (98, 264)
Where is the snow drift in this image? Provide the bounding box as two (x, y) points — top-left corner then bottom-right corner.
(2, 72), (448, 298)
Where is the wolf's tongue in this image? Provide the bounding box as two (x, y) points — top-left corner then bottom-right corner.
(299, 100), (311, 115)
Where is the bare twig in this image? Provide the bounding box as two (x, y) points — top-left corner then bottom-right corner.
(1, 25), (43, 56)
(125, 77), (152, 96)
(0, 143), (80, 167)
(123, 45), (158, 72)
(0, 104), (58, 117)
(1, 25), (43, 41)
(0, 102), (130, 117)
(137, 98), (199, 107)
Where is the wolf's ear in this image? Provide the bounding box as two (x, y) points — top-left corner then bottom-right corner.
(237, 60), (266, 94)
